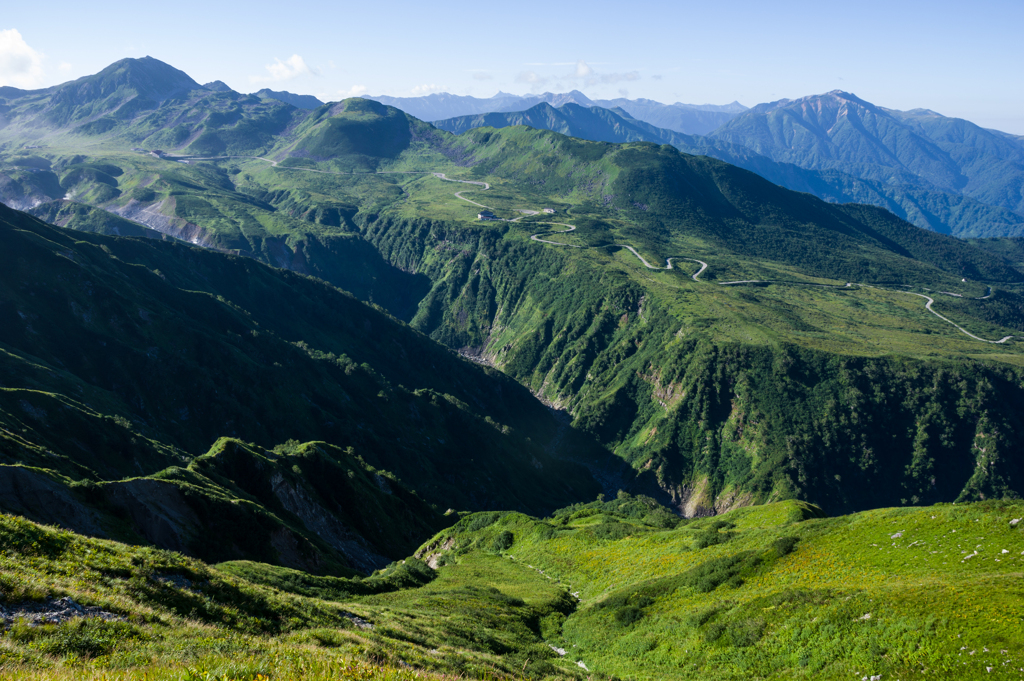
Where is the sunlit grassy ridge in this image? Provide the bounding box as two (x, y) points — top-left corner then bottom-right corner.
(421, 497), (1024, 680)
(0, 512), (585, 680)
(2, 483), (1024, 679)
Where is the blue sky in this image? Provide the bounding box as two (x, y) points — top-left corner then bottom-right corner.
(2, 0), (1022, 133)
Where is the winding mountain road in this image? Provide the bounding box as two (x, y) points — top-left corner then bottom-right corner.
(899, 290), (1015, 344)
(529, 224), (584, 247)
(616, 245), (708, 281)
(449, 179), (1017, 344)
(168, 153), (434, 178)
(161, 154), (1019, 347)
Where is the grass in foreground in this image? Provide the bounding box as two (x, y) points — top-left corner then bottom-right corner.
(4, 490), (1024, 679)
(0, 511), (585, 680)
(421, 496), (1024, 680)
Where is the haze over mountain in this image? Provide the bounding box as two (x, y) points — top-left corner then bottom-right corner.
(365, 90), (748, 135)
(709, 90), (1024, 218)
(253, 88), (325, 110)
(434, 97), (1024, 238)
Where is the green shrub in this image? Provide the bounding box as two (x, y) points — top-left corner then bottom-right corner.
(771, 535), (800, 558)
(694, 528), (732, 550)
(539, 612), (566, 641)
(130, 186), (157, 202)
(729, 618), (766, 647)
(491, 530), (514, 552)
(533, 523), (557, 541)
(704, 621), (726, 642)
(618, 635), (658, 657)
(687, 604), (727, 628)
(591, 521), (635, 541)
(466, 512), (501, 532)
(615, 605), (644, 627)
(24, 619), (146, 658)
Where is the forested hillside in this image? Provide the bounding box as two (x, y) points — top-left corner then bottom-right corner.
(0, 204), (600, 571)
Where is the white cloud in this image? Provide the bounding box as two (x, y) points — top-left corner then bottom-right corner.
(411, 83), (442, 95)
(0, 29), (45, 88)
(516, 60), (640, 91)
(595, 71), (640, 85)
(250, 54), (315, 83)
(575, 60), (594, 78)
(619, 88), (629, 97)
(515, 70), (547, 85)
(471, 72), (493, 81)
(342, 85), (367, 97)
(58, 61), (72, 73)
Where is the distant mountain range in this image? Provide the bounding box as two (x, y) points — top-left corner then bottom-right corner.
(432, 94), (1024, 238)
(203, 80), (325, 109)
(366, 90), (748, 135)
(1, 58), (1021, 238)
(252, 88), (324, 110)
(712, 91), (1024, 217)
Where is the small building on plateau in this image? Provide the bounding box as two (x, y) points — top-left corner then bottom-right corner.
(477, 210), (499, 221)
(542, 208), (555, 214)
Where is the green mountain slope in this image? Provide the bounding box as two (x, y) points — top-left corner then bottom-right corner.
(0, 203), (601, 571)
(447, 127), (1023, 283)
(32, 56), (202, 129)
(4, 492), (1021, 680)
(353, 128), (1024, 513)
(419, 496), (1024, 680)
(27, 199), (168, 238)
(0, 510), (592, 680)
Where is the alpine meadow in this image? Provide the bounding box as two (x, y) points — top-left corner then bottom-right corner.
(0, 46), (1023, 681)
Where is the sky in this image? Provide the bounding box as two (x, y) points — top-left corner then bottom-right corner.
(2, 0), (1022, 133)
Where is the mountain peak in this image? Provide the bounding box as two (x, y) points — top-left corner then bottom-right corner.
(203, 80), (233, 93)
(253, 88), (324, 110)
(52, 56), (202, 109)
(817, 90), (874, 108)
(93, 57), (201, 101)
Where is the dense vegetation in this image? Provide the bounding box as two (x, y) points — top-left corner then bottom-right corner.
(4, 495), (1021, 679)
(418, 495), (1024, 680)
(0, 203), (600, 572)
(0, 510), (587, 679)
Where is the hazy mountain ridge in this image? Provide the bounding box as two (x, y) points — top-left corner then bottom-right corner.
(435, 101), (1024, 237)
(254, 88), (325, 110)
(710, 90), (1024, 218)
(366, 89), (748, 135)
